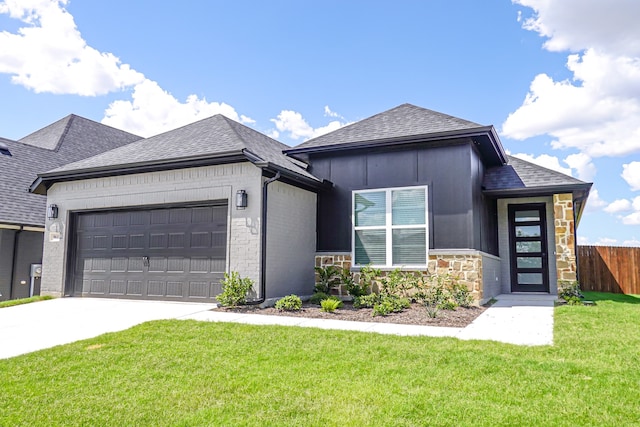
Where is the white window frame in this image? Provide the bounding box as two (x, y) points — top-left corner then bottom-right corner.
(352, 185), (429, 268)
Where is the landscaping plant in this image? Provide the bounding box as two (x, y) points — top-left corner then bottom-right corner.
(313, 265), (341, 294)
(309, 292), (330, 305)
(274, 295), (302, 311)
(216, 271), (254, 307)
(320, 297), (343, 313)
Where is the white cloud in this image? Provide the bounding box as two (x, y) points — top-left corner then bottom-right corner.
(0, 0), (144, 96)
(623, 238), (640, 247)
(504, 1), (640, 157)
(622, 161), (640, 191)
(510, 152), (572, 176)
(585, 188), (607, 212)
(604, 199), (632, 214)
(564, 153), (596, 182)
(101, 79), (252, 137)
(271, 109), (347, 141)
(596, 237), (618, 245)
(622, 212), (640, 225)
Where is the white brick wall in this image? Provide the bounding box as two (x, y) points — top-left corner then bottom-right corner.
(265, 181), (317, 299)
(41, 162), (263, 297)
(497, 197), (557, 294)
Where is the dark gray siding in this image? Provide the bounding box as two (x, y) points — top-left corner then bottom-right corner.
(311, 140), (497, 253)
(0, 229), (44, 301)
(11, 231), (44, 299)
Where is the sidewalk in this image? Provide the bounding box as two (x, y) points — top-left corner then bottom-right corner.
(183, 293), (557, 346)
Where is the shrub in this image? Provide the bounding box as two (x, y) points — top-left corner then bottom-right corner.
(342, 268), (368, 297)
(353, 293), (380, 309)
(380, 268), (416, 298)
(385, 295), (411, 312)
(559, 281), (584, 301)
(275, 294), (302, 311)
(359, 265), (381, 294)
(450, 281), (474, 308)
(216, 272), (254, 307)
(438, 299), (458, 311)
(320, 298), (343, 313)
(309, 292), (330, 305)
(372, 300), (394, 317)
(314, 265), (341, 294)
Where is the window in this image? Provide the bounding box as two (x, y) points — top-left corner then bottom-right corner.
(353, 186), (428, 267)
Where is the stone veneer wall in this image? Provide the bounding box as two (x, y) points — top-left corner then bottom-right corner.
(553, 193), (577, 291)
(315, 251), (490, 303)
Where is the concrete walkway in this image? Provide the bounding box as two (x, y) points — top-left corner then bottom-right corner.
(0, 294), (555, 359)
(183, 293), (557, 346)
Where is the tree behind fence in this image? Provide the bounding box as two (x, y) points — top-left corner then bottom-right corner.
(578, 245), (640, 295)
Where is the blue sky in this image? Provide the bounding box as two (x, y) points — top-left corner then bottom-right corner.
(1, 0), (640, 246)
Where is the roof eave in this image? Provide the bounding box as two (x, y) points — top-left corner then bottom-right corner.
(253, 161), (331, 191)
(483, 182), (592, 198)
(30, 150), (248, 195)
(285, 126), (507, 166)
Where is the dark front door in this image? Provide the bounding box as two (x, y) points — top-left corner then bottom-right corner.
(68, 204), (228, 302)
(508, 204), (549, 293)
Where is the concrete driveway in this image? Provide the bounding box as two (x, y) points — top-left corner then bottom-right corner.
(0, 297), (216, 359)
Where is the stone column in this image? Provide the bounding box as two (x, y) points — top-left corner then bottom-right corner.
(553, 193), (577, 291)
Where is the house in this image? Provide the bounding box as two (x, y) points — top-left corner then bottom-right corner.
(32, 104), (591, 304)
(285, 104), (591, 302)
(31, 115), (324, 302)
(0, 115), (141, 301)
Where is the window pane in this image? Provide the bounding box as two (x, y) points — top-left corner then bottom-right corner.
(355, 230), (386, 265)
(516, 241), (541, 253)
(515, 225), (540, 238)
(517, 257), (542, 269)
(354, 192), (386, 227)
(392, 189), (425, 226)
(515, 210), (540, 222)
(392, 229), (426, 265)
(517, 273), (543, 285)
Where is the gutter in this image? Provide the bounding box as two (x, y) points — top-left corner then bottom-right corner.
(248, 171), (281, 305)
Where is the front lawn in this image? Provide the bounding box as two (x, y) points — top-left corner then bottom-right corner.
(1, 292), (639, 426)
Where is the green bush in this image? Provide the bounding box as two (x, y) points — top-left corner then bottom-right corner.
(314, 265), (341, 294)
(359, 265), (381, 294)
(275, 294), (302, 311)
(320, 298), (343, 313)
(342, 268), (368, 297)
(438, 299), (458, 311)
(216, 272), (254, 307)
(353, 293), (379, 309)
(385, 295), (411, 312)
(309, 292), (330, 305)
(372, 300), (394, 317)
(559, 281), (584, 301)
(450, 281), (474, 308)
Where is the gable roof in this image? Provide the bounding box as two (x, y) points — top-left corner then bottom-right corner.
(33, 114), (321, 195)
(285, 103), (507, 166)
(0, 116), (141, 227)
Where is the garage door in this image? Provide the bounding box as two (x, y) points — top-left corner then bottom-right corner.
(69, 204), (227, 302)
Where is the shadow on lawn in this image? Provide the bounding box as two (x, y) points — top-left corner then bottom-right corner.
(583, 291), (640, 305)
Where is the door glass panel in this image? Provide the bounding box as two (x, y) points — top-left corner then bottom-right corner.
(517, 273), (543, 284)
(354, 192), (386, 226)
(515, 225), (540, 238)
(515, 210), (540, 222)
(517, 257), (542, 269)
(516, 241), (542, 253)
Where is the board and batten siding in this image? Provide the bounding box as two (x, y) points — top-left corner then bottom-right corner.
(41, 163), (263, 298)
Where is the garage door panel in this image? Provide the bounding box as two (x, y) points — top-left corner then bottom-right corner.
(72, 204), (228, 302)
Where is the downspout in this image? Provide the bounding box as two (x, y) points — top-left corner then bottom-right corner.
(248, 171), (281, 305)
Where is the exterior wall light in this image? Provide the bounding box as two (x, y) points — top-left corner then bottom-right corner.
(236, 190), (248, 209)
(47, 204), (59, 219)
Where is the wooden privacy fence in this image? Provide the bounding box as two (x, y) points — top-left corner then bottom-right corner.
(578, 245), (640, 295)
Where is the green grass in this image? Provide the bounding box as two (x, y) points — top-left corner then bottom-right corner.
(0, 295), (52, 308)
(1, 292), (639, 426)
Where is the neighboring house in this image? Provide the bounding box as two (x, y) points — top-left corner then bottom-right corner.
(32, 104), (591, 304)
(0, 115), (141, 301)
(31, 115), (324, 303)
(285, 104), (591, 302)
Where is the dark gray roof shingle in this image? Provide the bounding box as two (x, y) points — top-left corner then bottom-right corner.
(0, 116), (141, 227)
(483, 155), (588, 191)
(290, 103), (483, 151)
(48, 114), (317, 181)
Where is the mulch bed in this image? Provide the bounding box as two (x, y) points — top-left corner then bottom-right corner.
(213, 301), (486, 328)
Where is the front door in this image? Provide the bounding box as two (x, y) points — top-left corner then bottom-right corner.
(508, 204), (549, 293)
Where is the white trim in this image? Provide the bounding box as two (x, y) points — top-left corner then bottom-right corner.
(352, 185), (429, 268)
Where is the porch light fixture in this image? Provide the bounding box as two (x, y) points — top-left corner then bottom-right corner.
(236, 190), (248, 210)
(47, 204), (59, 219)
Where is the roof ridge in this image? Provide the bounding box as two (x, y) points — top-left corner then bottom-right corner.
(53, 114), (75, 152)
